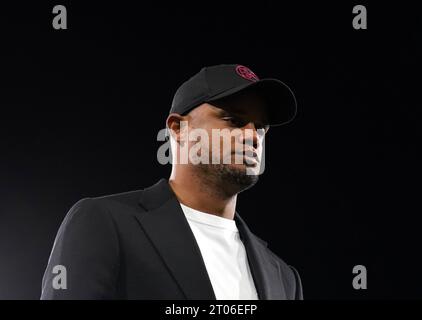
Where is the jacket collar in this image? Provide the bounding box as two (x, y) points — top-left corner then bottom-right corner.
(137, 178), (287, 299)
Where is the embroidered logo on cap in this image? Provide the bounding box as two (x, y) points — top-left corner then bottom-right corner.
(235, 65), (259, 82)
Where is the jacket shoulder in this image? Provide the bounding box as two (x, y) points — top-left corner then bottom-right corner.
(41, 197), (120, 299)
(91, 188), (144, 208)
(71, 188), (146, 221)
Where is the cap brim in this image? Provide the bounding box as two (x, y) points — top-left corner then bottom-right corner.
(206, 78), (297, 126)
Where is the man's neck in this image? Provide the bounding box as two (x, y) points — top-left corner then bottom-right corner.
(168, 175), (237, 220)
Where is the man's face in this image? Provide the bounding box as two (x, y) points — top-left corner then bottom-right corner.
(182, 89), (269, 193)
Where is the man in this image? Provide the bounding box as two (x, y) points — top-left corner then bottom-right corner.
(41, 64), (303, 300)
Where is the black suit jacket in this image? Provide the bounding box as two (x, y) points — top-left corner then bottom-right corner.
(41, 178), (303, 300)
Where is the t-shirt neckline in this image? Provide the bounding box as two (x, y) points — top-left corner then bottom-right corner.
(179, 203), (239, 232)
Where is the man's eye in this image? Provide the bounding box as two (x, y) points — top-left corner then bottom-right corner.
(222, 117), (242, 126)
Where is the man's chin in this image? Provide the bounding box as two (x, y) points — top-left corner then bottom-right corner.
(209, 163), (260, 194)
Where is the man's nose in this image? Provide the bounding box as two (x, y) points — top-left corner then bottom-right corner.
(240, 122), (259, 149)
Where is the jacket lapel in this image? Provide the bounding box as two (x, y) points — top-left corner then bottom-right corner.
(235, 214), (287, 299)
(136, 178), (287, 300)
(137, 179), (216, 300)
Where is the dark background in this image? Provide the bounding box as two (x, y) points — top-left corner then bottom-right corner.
(0, 2), (421, 299)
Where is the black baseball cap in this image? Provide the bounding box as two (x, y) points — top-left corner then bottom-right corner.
(169, 64), (297, 126)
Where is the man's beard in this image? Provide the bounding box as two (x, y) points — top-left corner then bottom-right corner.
(195, 163), (259, 197)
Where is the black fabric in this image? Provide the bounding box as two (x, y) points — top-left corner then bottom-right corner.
(41, 178), (303, 300)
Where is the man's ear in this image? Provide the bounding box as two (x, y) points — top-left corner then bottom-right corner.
(166, 113), (187, 143)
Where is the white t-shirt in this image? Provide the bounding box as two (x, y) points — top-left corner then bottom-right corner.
(180, 203), (259, 300)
